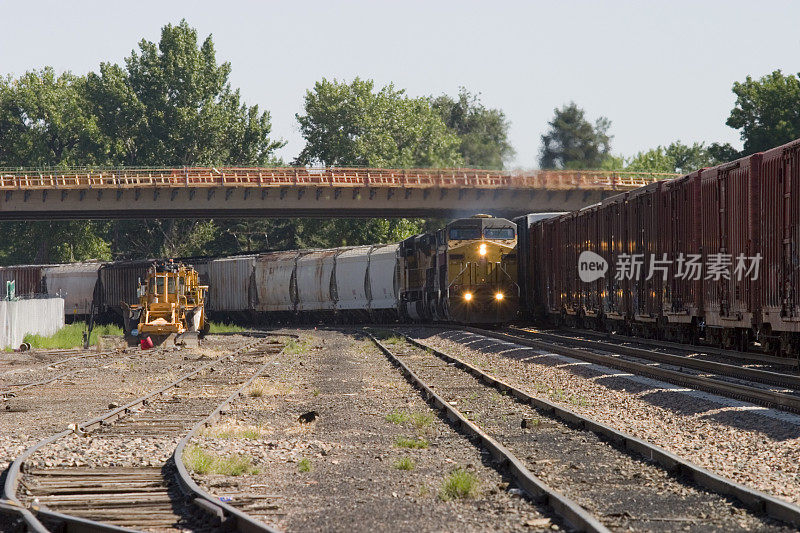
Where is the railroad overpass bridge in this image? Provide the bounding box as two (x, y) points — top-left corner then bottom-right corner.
(0, 167), (676, 220)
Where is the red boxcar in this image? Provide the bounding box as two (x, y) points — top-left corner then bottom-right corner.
(526, 135), (800, 356)
(627, 181), (664, 327)
(662, 172), (703, 330)
(758, 139), (800, 350)
(700, 155), (761, 347)
(601, 192), (629, 323)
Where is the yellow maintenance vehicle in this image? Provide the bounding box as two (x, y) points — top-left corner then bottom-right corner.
(124, 260), (209, 347)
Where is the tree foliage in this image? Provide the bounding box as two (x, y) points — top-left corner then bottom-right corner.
(627, 141), (721, 174)
(0, 68), (103, 167)
(0, 21), (285, 264)
(431, 88), (514, 169)
(291, 78), (467, 247)
(727, 70), (800, 155)
(539, 102), (612, 169)
(296, 78), (462, 168)
(86, 21), (284, 167)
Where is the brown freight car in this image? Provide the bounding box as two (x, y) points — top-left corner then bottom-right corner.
(757, 139), (800, 354)
(600, 192), (630, 326)
(700, 155), (761, 349)
(525, 136), (800, 358)
(0, 265), (45, 297)
(661, 171), (703, 342)
(627, 181), (664, 334)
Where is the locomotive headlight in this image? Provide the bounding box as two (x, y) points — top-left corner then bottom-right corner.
(478, 243), (487, 256)
(495, 292), (504, 301)
(463, 292), (473, 301)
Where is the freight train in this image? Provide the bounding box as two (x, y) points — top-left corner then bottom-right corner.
(2, 135), (799, 357)
(0, 215), (519, 327)
(519, 136), (800, 357)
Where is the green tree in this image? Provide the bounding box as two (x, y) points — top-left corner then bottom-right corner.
(0, 21), (287, 263)
(0, 68), (104, 168)
(431, 88), (514, 169)
(727, 70), (800, 155)
(296, 77), (462, 167)
(626, 141), (737, 174)
(84, 20), (285, 259)
(539, 102), (612, 169)
(86, 20), (283, 167)
(0, 69), (112, 264)
(292, 78), (463, 248)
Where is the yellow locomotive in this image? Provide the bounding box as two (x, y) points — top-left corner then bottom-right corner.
(399, 215), (518, 324)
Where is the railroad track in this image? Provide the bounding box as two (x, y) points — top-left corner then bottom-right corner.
(554, 326), (799, 368)
(465, 326), (800, 414)
(1, 337), (284, 533)
(0, 344), (189, 401)
(370, 329), (800, 532)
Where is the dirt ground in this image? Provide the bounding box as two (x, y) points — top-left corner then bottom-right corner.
(190, 329), (559, 532)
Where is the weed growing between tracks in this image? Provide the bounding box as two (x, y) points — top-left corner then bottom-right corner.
(24, 323), (123, 349)
(394, 457), (416, 470)
(184, 444), (259, 476)
(439, 469), (480, 501)
(385, 410), (410, 424)
(202, 423), (268, 440)
(394, 436), (429, 449)
(284, 336), (313, 355)
(297, 458), (312, 473)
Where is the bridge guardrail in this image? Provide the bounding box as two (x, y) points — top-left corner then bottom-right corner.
(0, 167), (679, 191)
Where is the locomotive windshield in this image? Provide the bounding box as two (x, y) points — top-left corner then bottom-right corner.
(449, 227), (482, 240)
(484, 227), (515, 240)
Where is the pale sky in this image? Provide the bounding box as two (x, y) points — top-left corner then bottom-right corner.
(1, 0), (799, 168)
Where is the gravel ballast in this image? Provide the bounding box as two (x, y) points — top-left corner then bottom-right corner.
(189, 329), (558, 532)
(0, 335), (256, 497)
(404, 328), (800, 507)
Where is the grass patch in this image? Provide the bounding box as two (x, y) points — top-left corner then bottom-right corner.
(394, 457), (415, 470)
(372, 330), (404, 344)
(207, 322), (246, 334)
(410, 412), (434, 430)
(394, 437), (429, 449)
(23, 323), (123, 349)
(385, 410), (410, 424)
(439, 468), (479, 501)
(183, 445), (259, 475)
(248, 386), (264, 398)
(312, 388), (320, 397)
(284, 337), (312, 355)
(184, 445), (215, 474)
(203, 423), (265, 440)
(297, 458), (312, 473)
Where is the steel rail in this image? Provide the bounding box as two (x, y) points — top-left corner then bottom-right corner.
(395, 329), (800, 528)
(0, 368), (82, 398)
(0, 350), (115, 380)
(0, 338), (265, 532)
(468, 327), (800, 413)
(509, 326), (800, 389)
(556, 326), (798, 367)
(172, 348), (284, 533)
(367, 331), (609, 533)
